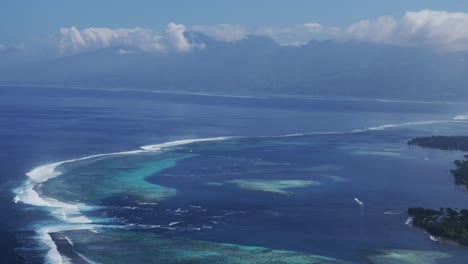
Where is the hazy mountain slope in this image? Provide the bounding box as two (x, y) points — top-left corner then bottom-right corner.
(1, 33), (467, 100)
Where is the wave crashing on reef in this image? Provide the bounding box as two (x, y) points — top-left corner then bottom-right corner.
(13, 136), (234, 264)
(13, 117), (466, 264)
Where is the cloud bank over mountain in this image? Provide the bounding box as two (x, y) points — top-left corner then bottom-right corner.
(345, 10), (468, 51)
(53, 22), (337, 54)
(55, 23), (199, 54)
(2, 9), (468, 101)
(189, 23), (339, 45)
(6, 9), (466, 55)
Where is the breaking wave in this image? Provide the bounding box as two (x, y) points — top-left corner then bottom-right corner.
(454, 114), (468, 120)
(14, 136), (234, 264)
(13, 116), (465, 263)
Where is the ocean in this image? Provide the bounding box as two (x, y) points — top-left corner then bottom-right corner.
(2, 86), (468, 263)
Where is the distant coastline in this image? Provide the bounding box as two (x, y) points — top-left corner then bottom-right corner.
(408, 136), (468, 187)
(1, 83), (467, 105)
(407, 136), (468, 246)
(408, 136), (468, 152)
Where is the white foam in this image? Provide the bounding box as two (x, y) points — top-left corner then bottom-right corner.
(75, 252), (100, 264)
(354, 198), (364, 206)
(282, 131), (343, 137)
(25, 149), (143, 184)
(65, 216), (93, 224)
(16, 136), (234, 216)
(384, 210), (402, 215)
(280, 120), (454, 140)
(137, 202), (158, 205)
(150, 90), (265, 99)
(40, 230), (63, 264)
(15, 136), (236, 263)
(14, 128), (460, 262)
(454, 114), (468, 120)
(405, 217), (413, 226)
(376, 98), (462, 105)
(15, 184), (79, 209)
(282, 133), (305, 137)
(64, 236), (74, 247)
(38, 224), (100, 264)
(13, 182), (94, 228)
(355, 120), (447, 132)
(141, 136), (234, 151)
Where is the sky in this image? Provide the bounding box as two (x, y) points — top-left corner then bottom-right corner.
(2, 0), (468, 54)
(2, 0), (468, 45)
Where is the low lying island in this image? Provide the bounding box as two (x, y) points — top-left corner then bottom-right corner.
(407, 136), (468, 245)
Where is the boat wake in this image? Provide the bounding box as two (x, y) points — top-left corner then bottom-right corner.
(12, 117), (464, 263)
(354, 198), (364, 206)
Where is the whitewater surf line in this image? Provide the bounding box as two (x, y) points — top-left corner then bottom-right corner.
(15, 120), (457, 206)
(15, 137), (234, 207)
(282, 120), (459, 138)
(13, 118), (467, 264)
(352, 120), (456, 132)
(14, 136), (235, 264)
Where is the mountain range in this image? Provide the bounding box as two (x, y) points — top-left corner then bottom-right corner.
(1, 32), (468, 100)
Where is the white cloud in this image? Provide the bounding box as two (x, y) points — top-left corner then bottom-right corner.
(55, 23), (197, 54)
(29, 10), (468, 55)
(190, 24), (251, 42)
(344, 10), (468, 51)
(303, 23), (323, 33)
(268, 24), (340, 45)
(165, 23), (193, 52)
(345, 16), (397, 44)
(190, 10), (468, 50)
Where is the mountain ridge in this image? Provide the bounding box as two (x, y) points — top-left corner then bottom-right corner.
(1, 32), (467, 100)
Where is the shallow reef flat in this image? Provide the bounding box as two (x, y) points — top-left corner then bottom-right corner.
(295, 164), (342, 172)
(227, 179), (321, 195)
(62, 229), (349, 264)
(366, 249), (450, 264)
(41, 153), (193, 203)
(322, 175), (348, 182)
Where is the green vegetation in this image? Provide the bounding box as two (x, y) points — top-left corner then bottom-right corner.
(407, 136), (468, 246)
(408, 136), (468, 151)
(408, 136), (468, 187)
(452, 156), (468, 187)
(407, 208), (468, 246)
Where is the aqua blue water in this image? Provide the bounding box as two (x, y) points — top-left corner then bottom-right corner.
(2, 86), (468, 263)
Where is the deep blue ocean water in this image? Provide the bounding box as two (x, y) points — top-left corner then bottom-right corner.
(2, 86), (468, 263)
